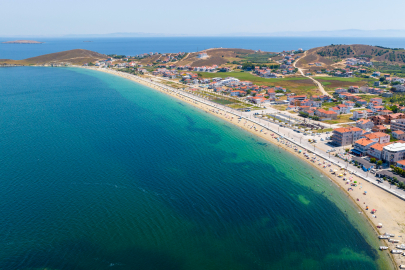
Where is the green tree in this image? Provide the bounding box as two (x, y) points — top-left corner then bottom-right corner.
(377, 160), (383, 167)
(370, 158), (376, 163)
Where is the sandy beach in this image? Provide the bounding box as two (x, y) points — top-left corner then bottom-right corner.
(85, 67), (405, 268)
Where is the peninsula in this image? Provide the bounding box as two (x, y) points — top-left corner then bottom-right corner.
(2, 40), (44, 44)
(0, 49), (106, 66)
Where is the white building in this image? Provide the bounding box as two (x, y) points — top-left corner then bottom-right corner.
(197, 52), (208, 59)
(382, 143), (405, 163)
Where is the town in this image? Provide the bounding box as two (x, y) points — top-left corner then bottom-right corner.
(83, 46), (405, 191)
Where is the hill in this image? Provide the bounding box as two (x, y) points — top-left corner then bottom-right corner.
(296, 44), (405, 70)
(136, 48), (279, 67)
(0, 49), (106, 66)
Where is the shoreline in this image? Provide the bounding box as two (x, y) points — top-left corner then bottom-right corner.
(83, 67), (404, 269)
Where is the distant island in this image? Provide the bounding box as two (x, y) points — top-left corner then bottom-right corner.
(2, 40), (44, 44)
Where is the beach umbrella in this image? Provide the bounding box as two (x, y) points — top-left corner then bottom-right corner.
(378, 223), (383, 226)
(354, 181), (357, 183)
(334, 169), (338, 172)
(364, 191), (367, 193)
(372, 209), (376, 212)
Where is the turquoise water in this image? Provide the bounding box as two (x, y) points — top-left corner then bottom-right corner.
(0, 67), (393, 270)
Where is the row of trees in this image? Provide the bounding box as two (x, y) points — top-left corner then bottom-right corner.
(298, 111), (320, 120)
(388, 166), (405, 189)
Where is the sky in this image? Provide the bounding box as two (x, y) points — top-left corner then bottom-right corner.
(1, 0), (405, 36)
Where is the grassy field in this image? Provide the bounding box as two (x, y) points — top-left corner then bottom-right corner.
(198, 71), (321, 96)
(273, 105), (288, 111)
(313, 128), (334, 133)
(320, 102), (340, 110)
(323, 114), (354, 124)
(315, 76), (367, 82)
(316, 76), (375, 92)
(356, 94), (382, 102)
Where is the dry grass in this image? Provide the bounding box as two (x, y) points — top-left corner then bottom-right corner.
(0, 49), (106, 65)
(323, 114), (354, 124)
(298, 44), (405, 69)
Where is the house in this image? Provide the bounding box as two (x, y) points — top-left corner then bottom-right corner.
(267, 89), (276, 100)
(370, 98), (383, 106)
(299, 106), (311, 111)
(383, 113), (405, 123)
(377, 109), (391, 115)
(287, 95), (307, 104)
(362, 132), (390, 144)
(337, 104), (350, 114)
(343, 101), (355, 109)
(356, 99), (368, 106)
(324, 111), (338, 120)
(353, 110), (367, 120)
(319, 95), (332, 102)
(372, 125), (388, 133)
(230, 91), (241, 97)
(315, 109), (338, 119)
(300, 99), (313, 106)
(370, 115), (386, 126)
(329, 107), (340, 114)
(312, 100), (322, 107)
(197, 52), (208, 58)
(332, 127), (363, 146)
(396, 159), (405, 170)
(356, 119), (374, 130)
(352, 138), (377, 156)
(286, 105), (297, 111)
(334, 88), (347, 94)
(393, 130), (405, 140)
(391, 119), (405, 132)
(251, 97), (270, 104)
(368, 142), (394, 160)
(370, 106), (384, 113)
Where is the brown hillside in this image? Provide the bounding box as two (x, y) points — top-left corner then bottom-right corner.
(0, 49), (106, 66)
(297, 44), (405, 69)
(176, 48), (256, 67)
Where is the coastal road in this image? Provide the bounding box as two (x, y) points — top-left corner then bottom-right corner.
(293, 52), (331, 97)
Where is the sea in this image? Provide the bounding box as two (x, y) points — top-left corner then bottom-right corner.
(0, 37), (399, 269)
(1, 37), (405, 59)
(0, 66), (394, 270)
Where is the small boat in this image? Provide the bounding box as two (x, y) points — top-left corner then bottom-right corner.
(378, 235), (390, 239)
(396, 244), (405, 250)
(389, 239), (400, 243)
(379, 246), (388, 250)
(384, 233), (395, 237)
(391, 250), (402, 254)
(399, 265), (405, 269)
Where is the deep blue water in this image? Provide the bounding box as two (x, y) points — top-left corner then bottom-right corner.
(1, 37), (405, 60)
(0, 66), (393, 270)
